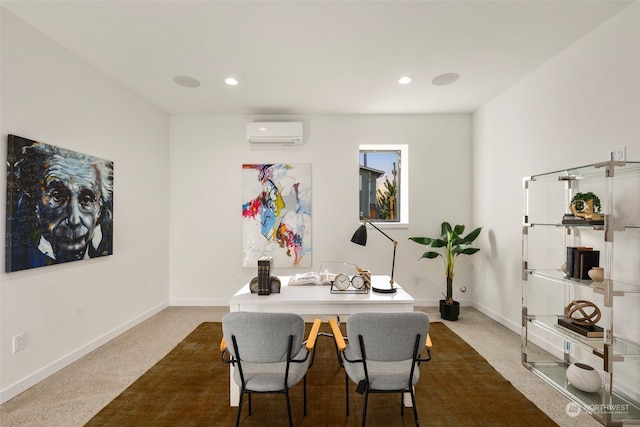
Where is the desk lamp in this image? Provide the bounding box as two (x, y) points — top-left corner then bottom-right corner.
(351, 219), (397, 293)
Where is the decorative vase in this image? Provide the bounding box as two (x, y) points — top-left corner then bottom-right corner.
(588, 267), (604, 283)
(566, 362), (602, 393)
(439, 299), (460, 321)
(561, 262), (567, 274)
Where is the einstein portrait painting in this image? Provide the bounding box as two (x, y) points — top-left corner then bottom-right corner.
(5, 135), (114, 272)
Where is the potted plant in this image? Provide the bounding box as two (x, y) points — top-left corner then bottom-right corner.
(569, 192), (603, 222)
(571, 192), (601, 213)
(409, 221), (482, 321)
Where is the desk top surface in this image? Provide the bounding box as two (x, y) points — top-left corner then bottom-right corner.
(229, 275), (415, 305)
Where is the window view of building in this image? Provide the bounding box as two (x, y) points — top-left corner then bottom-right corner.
(358, 145), (407, 223)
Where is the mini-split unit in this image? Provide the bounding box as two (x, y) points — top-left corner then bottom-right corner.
(246, 122), (304, 145)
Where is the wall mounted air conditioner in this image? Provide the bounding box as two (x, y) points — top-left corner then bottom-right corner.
(246, 122), (304, 145)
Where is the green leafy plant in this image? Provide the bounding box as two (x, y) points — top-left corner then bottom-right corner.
(376, 163), (398, 220)
(409, 222), (482, 304)
(571, 192), (601, 213)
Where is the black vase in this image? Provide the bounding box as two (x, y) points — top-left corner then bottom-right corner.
(439, 299), (460, 321)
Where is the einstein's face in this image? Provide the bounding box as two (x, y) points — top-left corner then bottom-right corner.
(36, 155), (103, 261)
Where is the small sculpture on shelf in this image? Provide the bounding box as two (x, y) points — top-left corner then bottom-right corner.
(557, 300), (604, 338)
(588, 266), (604, 283)
(562, 192), (604, 225)
(566, 300), (601, 326)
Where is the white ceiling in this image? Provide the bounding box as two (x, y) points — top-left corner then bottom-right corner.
(1, 0), (633, 115)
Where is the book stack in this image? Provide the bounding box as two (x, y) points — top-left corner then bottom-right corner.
(566, 247), (600, 280)
(557, 317), (604, 338)
(257, 256), (273, 295)
(561, 214), (604, 226)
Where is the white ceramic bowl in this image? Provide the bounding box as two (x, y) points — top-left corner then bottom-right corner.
(566, 362), (602, 393)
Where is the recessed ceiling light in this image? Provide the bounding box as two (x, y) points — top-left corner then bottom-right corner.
(172, 75), (201, 88)
(398, 76), (412, 85)
(225, 77), (239, 86)
(432, 73), (460, 86)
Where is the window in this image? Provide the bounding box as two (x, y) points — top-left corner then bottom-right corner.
(357, 144), (408, 225)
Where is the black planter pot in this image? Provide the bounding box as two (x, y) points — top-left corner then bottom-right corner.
(439, 299), (460, 321)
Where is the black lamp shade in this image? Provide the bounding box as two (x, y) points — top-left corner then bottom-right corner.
(351, 225), (367, 246)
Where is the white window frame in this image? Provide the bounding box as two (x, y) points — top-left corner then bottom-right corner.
(358, 144), (409, 228)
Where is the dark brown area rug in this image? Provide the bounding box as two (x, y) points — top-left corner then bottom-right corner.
(86, 322), (558, 426)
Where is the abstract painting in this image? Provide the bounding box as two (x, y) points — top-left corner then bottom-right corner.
(242, 163), (311, 268)
(5, 135), (114, 272)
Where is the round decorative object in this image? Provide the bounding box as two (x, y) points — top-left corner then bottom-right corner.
(561, 262), (568, 273)
(351, 274), (366, 289)
(569, 192), (602, 221)
(565, 300), (601, 326)
(249, 276), (260, 293)
(571, 199), (589, 213)
(249, 276), (281, 293)
(334, 273), (351, 291)
(566, 362), (602, 393)
(588, 267), (604, 283)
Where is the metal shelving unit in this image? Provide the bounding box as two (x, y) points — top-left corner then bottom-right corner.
(522, 161), (640, 426)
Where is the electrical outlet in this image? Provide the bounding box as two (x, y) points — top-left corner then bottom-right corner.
(610, 146), (626, 161)
(13, 333), (25, 353)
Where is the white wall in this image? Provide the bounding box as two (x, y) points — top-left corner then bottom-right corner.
(0, 11), (171, 402)
(169, 114), (475, 306)
(473, 0), (639, 398)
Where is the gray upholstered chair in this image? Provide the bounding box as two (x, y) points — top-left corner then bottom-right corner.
(330, 312), (432, 427)
(221, 311), (321, 427)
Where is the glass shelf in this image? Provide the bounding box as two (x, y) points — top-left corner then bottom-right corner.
(525, 315), (640, 358)
(526, 269), (640, 295)
(525, 222), (640, 230)
(527, 161), (640, 182)
(527, 362), (640, 424)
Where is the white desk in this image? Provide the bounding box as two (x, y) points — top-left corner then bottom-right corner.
(227, 275), (415, 405)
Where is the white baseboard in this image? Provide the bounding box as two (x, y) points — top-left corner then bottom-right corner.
(412, 298), (474, 307)
(170, 298), (231, 306)
(471, 301), (521, 334)
(411, 298), (437, 306)
(472, 301), (564, 357)
(0, 301), (169, 405)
